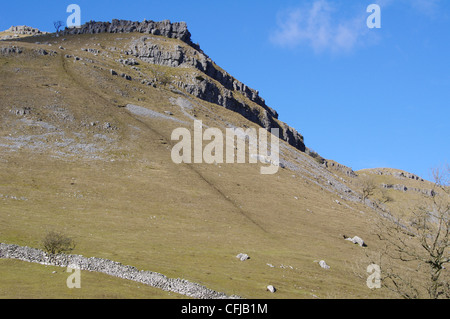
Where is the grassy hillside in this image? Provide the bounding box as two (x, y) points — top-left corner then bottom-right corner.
(0, 31), (446, 299)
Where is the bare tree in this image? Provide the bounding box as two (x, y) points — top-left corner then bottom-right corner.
(360, 175), (377, 202)
(372, 166), (449, 299)
(53, 21), (64, 35)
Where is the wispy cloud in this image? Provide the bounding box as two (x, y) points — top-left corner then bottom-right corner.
(270, 0), (443, 53)
(269, 0), (369, 54)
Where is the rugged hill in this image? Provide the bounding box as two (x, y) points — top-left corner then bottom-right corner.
(0, 20), (446, 299)
(0, 25), (47, 41)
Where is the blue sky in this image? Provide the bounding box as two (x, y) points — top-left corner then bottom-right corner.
(1, 0), (449, 180)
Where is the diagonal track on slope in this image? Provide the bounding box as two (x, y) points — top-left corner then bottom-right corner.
(59, 52), (269, 234)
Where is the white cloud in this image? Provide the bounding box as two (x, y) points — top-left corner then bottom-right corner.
(270, 0), (369, 53)
(270, 0), (442, 53)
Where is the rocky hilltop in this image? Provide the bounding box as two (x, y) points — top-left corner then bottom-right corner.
(6, 25), (47, 35)
(0, 25), (47, 40)
(62, 19), (306, 152)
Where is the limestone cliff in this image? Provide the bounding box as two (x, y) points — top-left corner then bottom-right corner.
(62, 19), (306, 152)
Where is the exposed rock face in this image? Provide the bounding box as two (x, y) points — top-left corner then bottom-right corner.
(381, 184), (436, 197)
(125, 36), (275, 116)
(372, 169), (424, 182)
(35, 48), (57, 56)
(62, 19), (192, 44)
(0, 46), (23, 55)
(125, 36), (305, 152)
(0, 46), (58, 56)
(5, 25), (47, 36)
(0, 243), (239, 299)
(61, 20), (306, 152)
(323, 160), (357, 177)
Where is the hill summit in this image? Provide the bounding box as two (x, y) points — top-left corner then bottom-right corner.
(60, 19), (306, 152)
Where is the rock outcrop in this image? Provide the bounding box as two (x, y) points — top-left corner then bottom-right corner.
(61, 20), (306, 152)
(372, 169), (424, 182)
(124, 36), (305, 152)
(381, 184), (435, 197)
(5, 25), (47, 36)
(323, 160), (357, 177)
(0, 46), (22, 55)
(62, 19), (193, 45)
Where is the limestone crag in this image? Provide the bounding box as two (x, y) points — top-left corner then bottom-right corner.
(125, 36), (305, 152)
(0, 46), (22, 55)
(62, 20), (306, 152)
(62, 19), (192, 44)
(6, 25), (47, 36)
(0, 243), (239, 299)
(381, 184), (436, 197)
(323, 160), (357, 177)
(125, 36), (276, 117)
(372, 169), (424, 181)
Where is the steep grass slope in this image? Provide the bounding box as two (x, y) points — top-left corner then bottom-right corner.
(0, 29), (443, 299)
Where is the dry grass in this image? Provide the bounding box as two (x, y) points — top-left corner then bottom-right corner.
(0, 32), (435, 299)
(0, 259), (187, 299)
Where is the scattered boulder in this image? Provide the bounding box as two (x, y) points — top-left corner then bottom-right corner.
(266, 285), (276, 293)
(118, 58), (139, 66)
(121, 73), (132, 81)
(343, 235), (367, 247)
(10, 107), (31, 116)
(236, 253), (249, 261)
(319, 260), (330, 270)
(36, 48), (48, 56)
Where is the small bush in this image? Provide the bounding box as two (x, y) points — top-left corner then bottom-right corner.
(43, 231), (76, 255)
(157, 72), (172, 86)
(308, 149), (326, 164)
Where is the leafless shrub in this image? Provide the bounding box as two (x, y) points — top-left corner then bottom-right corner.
(43, 231), (76, 255)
